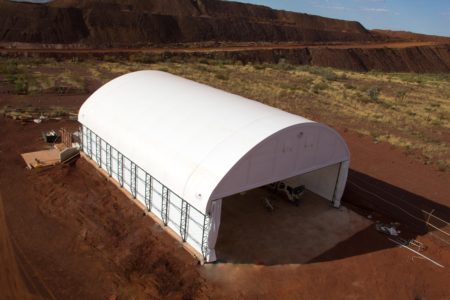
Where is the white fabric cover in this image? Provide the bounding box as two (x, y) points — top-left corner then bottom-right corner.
(78, 71), (350, 213)
(205, 199), (222, 262)
(333, 160), (350, 207)
(286, 163), (341, 201)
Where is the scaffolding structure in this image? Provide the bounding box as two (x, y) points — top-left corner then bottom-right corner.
(81, 126), (210, 259)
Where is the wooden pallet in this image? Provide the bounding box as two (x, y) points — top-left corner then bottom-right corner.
(21, 149), (60, 169)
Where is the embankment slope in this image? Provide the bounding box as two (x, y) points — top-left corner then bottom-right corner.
(0, 0), (373, 46)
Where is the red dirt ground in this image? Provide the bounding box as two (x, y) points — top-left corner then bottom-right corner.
(0, 118), (208, 299)
(0, 95), (449, 299)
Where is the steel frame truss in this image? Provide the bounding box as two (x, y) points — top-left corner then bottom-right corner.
(95, 135), (101, 167)
(105, 143), (112, 176)
(117, 153), (124, 187)
(86, 129), (93, 158)
(201, 214), (211, 259)
(161, 186), (169, 225)
(80, 126), (213, 258)
(180, 201), (189, 241)
(79, 126), (84, 150)
(130, 162), (137, 198)
(144, 173), (152, 211)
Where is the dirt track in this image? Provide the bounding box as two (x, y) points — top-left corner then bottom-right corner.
(0, 41), (440, 53)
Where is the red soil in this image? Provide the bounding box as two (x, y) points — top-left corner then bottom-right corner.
(0, 95), (449, 299)
(0, 118), (207, 299)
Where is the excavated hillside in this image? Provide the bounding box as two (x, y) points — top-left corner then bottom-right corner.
(371, 30), (450, 44)
(0, 0), (449, 72)
(0, 0), (374, 46)
(0, 1), (88, 44)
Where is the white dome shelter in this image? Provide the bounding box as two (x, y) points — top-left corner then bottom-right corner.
(78, 71), (350, 262)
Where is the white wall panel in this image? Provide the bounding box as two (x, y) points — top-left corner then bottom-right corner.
(135, 167), (146, 206)
(111, 149), (119, 181)
(151, 180), (163, 215)
(167, 192), (182, 233)
(186, 208), (205, 253)
(288, 163), (340, 201)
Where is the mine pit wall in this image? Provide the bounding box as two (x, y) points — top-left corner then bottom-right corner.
(2, 45), (449, 73)
(197, 45), (450, 73)
(0, 0), (374, 46)
(80, 125), (215, 262)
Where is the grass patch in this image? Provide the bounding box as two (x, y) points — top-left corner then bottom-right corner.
(298, 65), (339, 81)
(1, 57), (448, 172)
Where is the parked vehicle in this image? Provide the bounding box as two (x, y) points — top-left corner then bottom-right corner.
(270, 181), (305, 206)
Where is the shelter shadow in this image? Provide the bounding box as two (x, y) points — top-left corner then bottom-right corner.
(215, 169), (450, 265)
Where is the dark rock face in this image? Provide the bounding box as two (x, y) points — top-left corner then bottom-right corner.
(164, 45), (450, 72)
(0, 0), (374, 46)
(0, 1), (88, 43)
(1, 0), (449, 73)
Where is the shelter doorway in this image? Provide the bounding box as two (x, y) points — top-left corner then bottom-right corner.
(214, 165), (370, 264)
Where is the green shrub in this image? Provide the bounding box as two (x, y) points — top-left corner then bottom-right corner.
(298, 65), (338, 81)
(129, 53), (157, 64)
(395, 90), (407, 103)
(323, 70), (338, 81)
(344, 83), (356, 90)
(253, 63), (267, 70)
(276, 58), (295, 71)
(367, 87), (380, 101)
(312, 82), (329, 94)
(14, 76), (28, 94)
(215, 73), (229, 81)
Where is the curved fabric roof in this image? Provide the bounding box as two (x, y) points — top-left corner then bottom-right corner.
(79, 71), (349, 213)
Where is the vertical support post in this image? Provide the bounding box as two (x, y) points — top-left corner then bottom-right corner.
(79, 126), (84, 151)
(105, 143), (112, 177)
(331, 162), (342, 208)
(117, 152), (123, 187)
(332, 161), (349, 208)
(87, 129), (93, 158)
(180, 201), (189, 241)
(201, 214), (211, 260)
(161, 186), (169, 225)
(144, 173), (152, 211)
(95, 135), (101, 167)
(130, 162), (137, 198)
